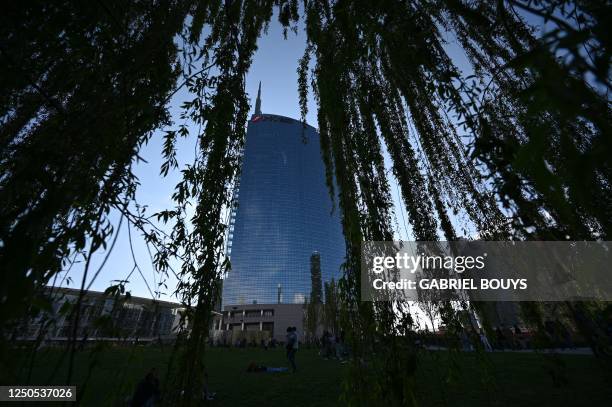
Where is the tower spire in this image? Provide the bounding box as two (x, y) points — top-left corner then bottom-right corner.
(254, 81), (262, 115)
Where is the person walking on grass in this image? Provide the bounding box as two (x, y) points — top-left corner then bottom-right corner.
(286, 326), (298, 373)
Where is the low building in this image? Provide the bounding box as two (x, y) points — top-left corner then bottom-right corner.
(16, 287), (184, 343)
(210, 303), (304, 344)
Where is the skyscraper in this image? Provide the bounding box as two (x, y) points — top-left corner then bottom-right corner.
(222, 84), (345, 307)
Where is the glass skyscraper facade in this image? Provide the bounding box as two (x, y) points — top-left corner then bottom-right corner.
(222, 101), (345, 306)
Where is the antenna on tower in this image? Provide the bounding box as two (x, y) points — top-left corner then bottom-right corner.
(254, 81), (262, 115)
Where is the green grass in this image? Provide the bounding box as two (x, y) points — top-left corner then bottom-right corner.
(3, 346), (611, 406)
(414, 350), (611, 407)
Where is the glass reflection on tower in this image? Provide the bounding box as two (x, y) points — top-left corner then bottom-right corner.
(222, 91), (345, 306)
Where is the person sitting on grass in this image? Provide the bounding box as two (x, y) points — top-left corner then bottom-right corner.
(131, 368), (160, 407)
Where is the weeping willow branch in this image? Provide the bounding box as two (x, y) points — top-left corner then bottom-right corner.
(1, 1), (610, 405)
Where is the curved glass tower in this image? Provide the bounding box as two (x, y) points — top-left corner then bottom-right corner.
(222, 85), (345, 306)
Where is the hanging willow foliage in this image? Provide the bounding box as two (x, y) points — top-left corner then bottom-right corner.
(1, 0), (610, 405)
(294, 1), (610, 403)
(0, 0), (192, 372)
(154, 2), (278, 404)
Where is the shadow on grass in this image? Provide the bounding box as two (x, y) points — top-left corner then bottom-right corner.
(4, 346), (611, 406)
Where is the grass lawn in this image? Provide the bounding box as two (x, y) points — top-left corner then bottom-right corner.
(3, 346), (611, 406)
